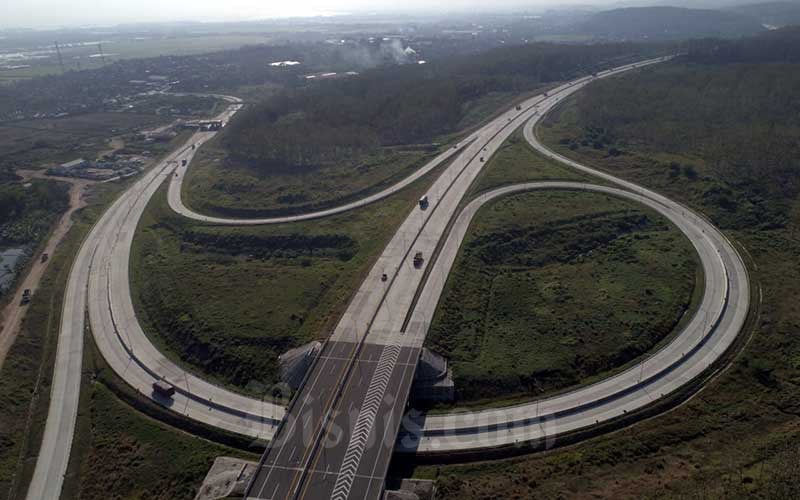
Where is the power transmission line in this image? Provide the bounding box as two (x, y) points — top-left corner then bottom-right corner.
(54, 41), (65, 73)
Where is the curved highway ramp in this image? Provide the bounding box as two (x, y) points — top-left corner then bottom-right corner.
(23, 54), (750, 500)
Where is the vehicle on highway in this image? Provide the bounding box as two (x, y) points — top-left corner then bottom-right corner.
(381, 273), (388, 282)
(41, 253), (48, 263)
(413, 252), (424, 268)
(419, 195), (429, 209)
(181, 159), (187, 166)
(20, 289), (31, 306)
(152, 379), (175, 398)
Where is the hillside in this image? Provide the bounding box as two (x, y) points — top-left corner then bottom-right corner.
(222, 42), (656, 174)
(687, 25), (800, 62)
(582, 6), (766, 40)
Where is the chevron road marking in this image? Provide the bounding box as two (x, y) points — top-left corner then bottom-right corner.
(330, 345), (401, 500)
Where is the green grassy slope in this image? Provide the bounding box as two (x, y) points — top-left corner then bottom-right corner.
(132, 162), (443, 395)
(183, 139), (442, 218)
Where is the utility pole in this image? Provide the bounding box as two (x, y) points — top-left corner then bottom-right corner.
(639, 358), (645, 384)
(98, 42), (107, 66)
(54, 41), (65, 73)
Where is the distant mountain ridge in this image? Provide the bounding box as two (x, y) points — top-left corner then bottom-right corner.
(686, 25), (800, 62)
(582, 6), (767, 40)
(728, 1), (800, 28)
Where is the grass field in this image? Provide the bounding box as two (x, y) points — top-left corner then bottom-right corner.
(426, 189), (699, 406)
(183, 139), (443, 218)
(132, 159), (444, 396)
(413, 62), (800, 498)
(417, 125), (699, 410)
(68, 384), (247, 500)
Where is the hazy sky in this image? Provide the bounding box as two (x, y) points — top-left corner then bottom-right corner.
(2, 0), (619, 29)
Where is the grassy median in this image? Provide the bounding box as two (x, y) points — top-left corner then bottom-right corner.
(426, 189), (699, 407)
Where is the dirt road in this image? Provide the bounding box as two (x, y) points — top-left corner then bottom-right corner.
(0, 171), (93, 371)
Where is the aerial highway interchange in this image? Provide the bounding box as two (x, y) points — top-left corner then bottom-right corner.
(25, 55), (750, 500)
